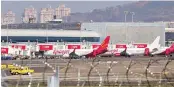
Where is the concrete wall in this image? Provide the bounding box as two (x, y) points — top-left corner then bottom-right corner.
(81, 22), (165, 46)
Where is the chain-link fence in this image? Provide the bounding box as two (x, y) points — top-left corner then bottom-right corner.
(2, 56), (174, 87)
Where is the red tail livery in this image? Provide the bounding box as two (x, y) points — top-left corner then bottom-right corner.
(86, 36), (110, 58)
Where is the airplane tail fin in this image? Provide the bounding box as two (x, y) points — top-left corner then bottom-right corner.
(170, 43), (174, 48)
(149, 36), (160, 49)
(98, 36), (110, 50)
(85, 36), (110, 58)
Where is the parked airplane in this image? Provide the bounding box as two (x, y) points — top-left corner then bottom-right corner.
(150, 43), (174, 57)
(122, 36), (161, 57)
(102, 36), (161, 57)
(45, 36), (110, 59)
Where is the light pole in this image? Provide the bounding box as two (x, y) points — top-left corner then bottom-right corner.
(130, 12), (135, 22)
(45, 14), (49, 43)
(21, 17), (23, 23)
(80, 29), (81, 42)
(124, 11), (129, 22)
(124, 11), (129, 43)
(36, 39), (38, 44)
(46, 22), (48, 43)
(7, 23), (9, 43)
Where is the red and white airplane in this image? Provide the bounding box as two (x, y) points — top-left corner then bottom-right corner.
(150, 43), (174, 57)
(45, 36), (110, 59)
(99, 36), (161, 57)
(121, 36), (161, 57)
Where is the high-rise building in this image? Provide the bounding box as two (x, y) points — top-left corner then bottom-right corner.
(40, 7), (54, 23)
(2, 10), (15, 25)
(55, 4), (71, 19)
(22, 6), (37, 23)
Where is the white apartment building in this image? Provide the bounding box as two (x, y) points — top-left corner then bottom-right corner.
(22, 6), (37, 23)
(55, 4), (71, 19)
(40, 7), (54, 23)
(2, 10), (15, 25)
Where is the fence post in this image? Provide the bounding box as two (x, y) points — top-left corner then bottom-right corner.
(119, 80), (123, 87)
(138, 77), (142, 87)
(159, 73), (162, 87)
(37, 83), (40, 87)
(99, 76), (103, 87)
(77, 68), (81, 87)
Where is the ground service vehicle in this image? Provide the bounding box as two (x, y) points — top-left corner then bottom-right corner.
(7, 64), (20, 69)
(10, 67), (34, 75)
(1, 64), (7, 69)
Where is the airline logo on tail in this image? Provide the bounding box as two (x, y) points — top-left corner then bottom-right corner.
(85, 36), (110, 58)
(99, 36), (110, 49)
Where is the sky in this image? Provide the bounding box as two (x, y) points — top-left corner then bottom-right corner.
(1, 1), (133, 23)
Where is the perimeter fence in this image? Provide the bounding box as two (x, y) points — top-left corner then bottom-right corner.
(2, 57), (174, 87)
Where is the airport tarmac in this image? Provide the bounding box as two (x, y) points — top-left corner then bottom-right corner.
(2, 56), (174, 84)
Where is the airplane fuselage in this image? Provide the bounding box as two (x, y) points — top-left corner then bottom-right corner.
(126, 48), (145, 56)
(45, 49), (93, 58)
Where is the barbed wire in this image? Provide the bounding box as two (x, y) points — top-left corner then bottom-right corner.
(2, 56), (174, 87)
(162, 58), (174, 87)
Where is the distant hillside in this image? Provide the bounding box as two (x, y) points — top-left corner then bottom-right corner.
(67, 1), (174, 22)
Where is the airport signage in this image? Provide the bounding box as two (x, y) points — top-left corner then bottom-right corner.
(116, 44), (127, 48)
(11, 44), (26, 50)
(67, 45), (81, 49)
(92, 44), (100, 49)
(39, 45), (53, 51)
(133, 44), (147, 48)
(1, 47), (8, 54)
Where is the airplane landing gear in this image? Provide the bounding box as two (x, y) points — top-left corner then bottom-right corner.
(165, 55), (168, 58)
(127, 55), (131, 58)
(150, 54), (154, 57)
(124, 54), (131, 58)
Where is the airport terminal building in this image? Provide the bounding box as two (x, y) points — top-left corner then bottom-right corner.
(1, 22), (174, 46)
(81, 22), (166, 46)
(1, 29), (100, 43)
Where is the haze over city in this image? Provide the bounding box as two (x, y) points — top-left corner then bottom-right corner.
(2, 1), (132, 23)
